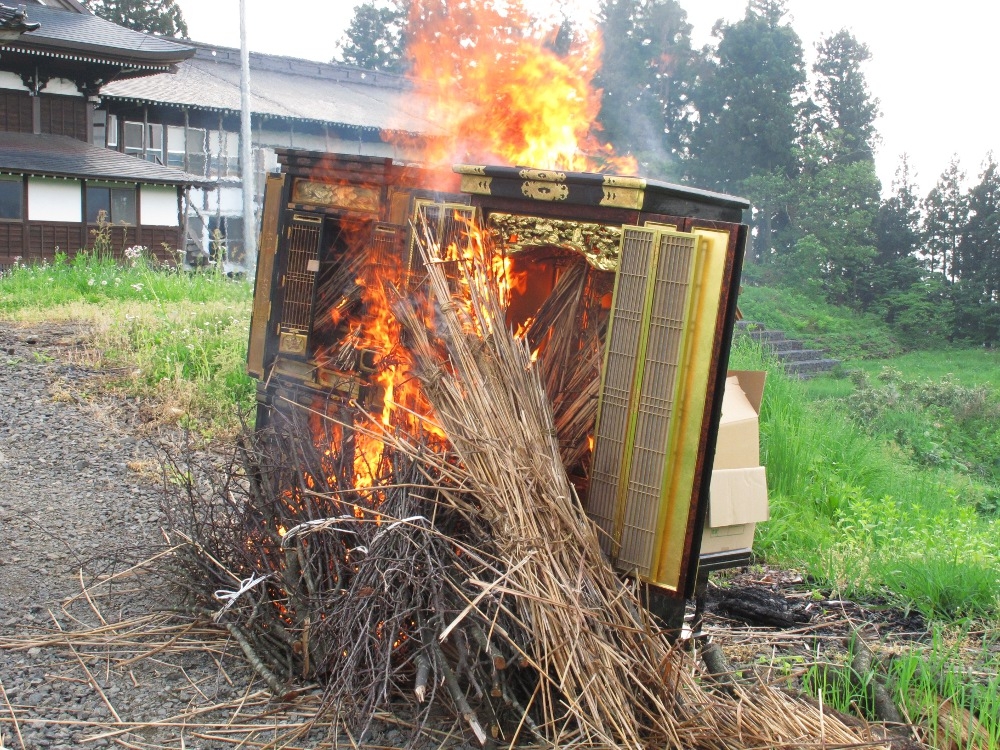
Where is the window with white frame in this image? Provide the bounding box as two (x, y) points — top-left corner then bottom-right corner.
(208, 131), (240, 178)
(106, 114), (118, 149)
(92, 110), (108, 149)
(146, 123), (164, 164)
(123, 121), (144, 158)
(166, 126), (186, 168)
(186, 127), (207, 176)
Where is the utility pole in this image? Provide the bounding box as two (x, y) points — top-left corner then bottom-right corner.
(239, 0), (257, 278)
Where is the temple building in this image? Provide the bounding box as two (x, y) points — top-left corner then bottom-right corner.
(1, 1), (437, 269)
(0, 0), (210, 267)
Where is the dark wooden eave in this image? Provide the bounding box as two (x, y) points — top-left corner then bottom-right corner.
(4, 4), (194, 78)
(0, 132), (214, 188)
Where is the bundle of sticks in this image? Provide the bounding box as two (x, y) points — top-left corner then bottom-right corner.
(162, 213), (887, 749)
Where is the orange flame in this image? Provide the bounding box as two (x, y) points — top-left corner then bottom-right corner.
(402, 0), (637, 174)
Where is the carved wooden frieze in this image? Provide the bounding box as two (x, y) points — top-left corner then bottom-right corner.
(487, 212), (622, 271)
(291, 179), (380, 213)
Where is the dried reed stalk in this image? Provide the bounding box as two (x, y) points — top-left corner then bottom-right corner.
(380, 215), (887, 749)
(153, 210), (887, 749)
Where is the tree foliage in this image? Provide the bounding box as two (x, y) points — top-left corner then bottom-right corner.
(685, 0), (806, 192)
(922, 157), (968, 283)
(84, 0), (187, 38)
(334, 0), (409, 74)
(954, 155), (1000, 343)
(594, 0), (692, 177)
(809, 30), (880, 163)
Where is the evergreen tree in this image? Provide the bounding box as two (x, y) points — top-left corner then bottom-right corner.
(334, 0), (409, 74)
(84, 0), (187, 37)
(922, 157), (968, 283)
(684, 0), (805, 265)
(955, 154), (1000, 343)
(875, 155), (922, 266)
(782, 26), (882, 307)
(594, 0), (692, 177)
(871, 156), (937, 335)
(685, 0), (806, 192)
(789, 157), (880, 305)
(809, 30), (880, 163)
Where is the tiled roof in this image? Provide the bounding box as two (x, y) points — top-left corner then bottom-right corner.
(9, 4), (194, 67)
(101, 44), (445, 137)
(0, 4), (41, 34)
(0, 133), (213, 186)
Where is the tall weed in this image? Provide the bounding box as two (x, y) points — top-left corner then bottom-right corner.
(737, 340), (1000, 620)
(0, 252), (253, 435)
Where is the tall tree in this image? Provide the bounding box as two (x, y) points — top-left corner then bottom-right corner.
(84, 0), (187, 37)
(685, 0), (806, 192)
(870, 155), (933, 331)
(789, 158), (880, 305)
(782, 28), (882, 307)
(922, 157), (968, 283)
(334, 0), (409, 74)
(685, 0), (806, 264)
(809, 30), (879, 163)
(594, 0), (692, 177)
(875, 155), (922, 267)
(955, 154), (1000, 343)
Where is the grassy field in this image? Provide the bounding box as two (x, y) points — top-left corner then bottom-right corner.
(5, 255), (997, 746)
(729, 335), (1000, 616)
(0, 252), (254, 436)
(731, 335), (1000, 748)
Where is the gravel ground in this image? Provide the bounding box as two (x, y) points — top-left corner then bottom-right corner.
(0, 321), (253, 749)
(0, 322), (480, 750)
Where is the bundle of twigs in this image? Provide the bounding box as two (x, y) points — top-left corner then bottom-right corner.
(391, 223), (675, 746)
(161, 411), (547, 745)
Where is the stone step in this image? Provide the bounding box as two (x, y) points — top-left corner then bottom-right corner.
(771, 348), (828, 363)
(760, 338), (808, 353)
(781, 358), (841, 378)
(742, 328), (787, 343)
(733, 320), (839, 379)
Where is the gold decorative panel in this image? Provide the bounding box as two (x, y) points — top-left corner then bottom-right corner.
(587, 225), (732, 590)
(487, 213), (622, 271)
(292, 179), (379, 213)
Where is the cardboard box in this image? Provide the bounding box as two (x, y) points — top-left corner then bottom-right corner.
(701, 371), (770, 555)
(712, 371), (766, 470)
(702, 466), (769, 553)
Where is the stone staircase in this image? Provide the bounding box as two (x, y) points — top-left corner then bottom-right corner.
(734, 321), (840, 378)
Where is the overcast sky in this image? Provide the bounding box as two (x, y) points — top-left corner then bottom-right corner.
(173, 0), (999, 196)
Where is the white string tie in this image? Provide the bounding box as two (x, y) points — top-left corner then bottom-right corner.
(213, 572), (270, 622)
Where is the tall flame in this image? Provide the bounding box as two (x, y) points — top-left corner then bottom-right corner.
(402, 0), (637, 174)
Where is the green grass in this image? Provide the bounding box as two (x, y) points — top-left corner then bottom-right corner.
(0, 252), (254, 435)
(738, 281), (902, 360)
(730, 338), (1000, 621)
(803, 627), (1000, 749)
(853, 348), (1000, 390)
